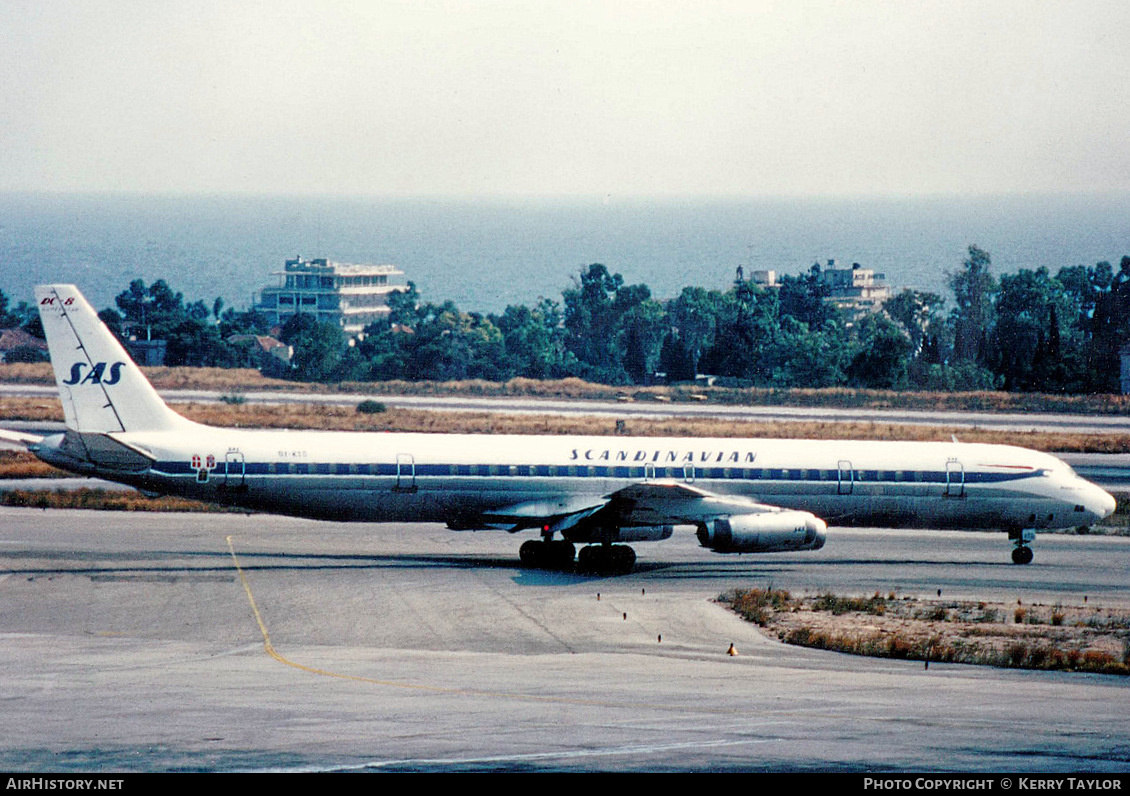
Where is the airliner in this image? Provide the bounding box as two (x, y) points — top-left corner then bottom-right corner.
(0, 285), (1116, 572)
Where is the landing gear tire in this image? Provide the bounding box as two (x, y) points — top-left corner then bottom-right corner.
(1011, 545), (1034, 565)
(518, 540), (576, 570)
(519, 540), (541, 567)
(547, 540), (576, 570)
(577, 544), (636, 575)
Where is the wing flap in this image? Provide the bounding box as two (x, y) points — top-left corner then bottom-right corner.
(479, 495), (610, 532)
(606, 479), (774, 525)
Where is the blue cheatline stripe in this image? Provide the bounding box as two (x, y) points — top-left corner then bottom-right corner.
(149, 461), (1042, 485)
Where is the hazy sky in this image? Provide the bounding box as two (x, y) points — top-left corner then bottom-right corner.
(3, 0), (1128, 197)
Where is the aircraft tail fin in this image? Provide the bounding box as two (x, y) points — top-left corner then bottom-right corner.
(35, 285), (192, 434)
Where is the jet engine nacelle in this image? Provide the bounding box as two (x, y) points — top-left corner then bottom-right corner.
(610, 525), (674, 543)
(697, 512), (827, 553)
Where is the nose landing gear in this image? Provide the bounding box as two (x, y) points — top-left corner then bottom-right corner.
(1008, 528), (1036, 565)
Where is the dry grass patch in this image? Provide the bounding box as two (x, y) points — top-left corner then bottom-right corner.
(0, 450), (70, 478)
(724, 588), (1130, 675)
(6, 362), (1130, 414)
(0, 487), (233, 512)
(0, 397), (64, 422)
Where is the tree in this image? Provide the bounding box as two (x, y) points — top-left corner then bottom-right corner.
(115, 279), (187, 339)
(991, 267), (1073, 391)
(493, 299), (572, 379)
(666, 287), (726, 379)
(0, 289), (14, 328)
(883, 289), (944, 355)
(386, 281), (420, 327)
(949, 245), (996, 364)
(777, 264), (834, 328)
(280, 313), (345, 382)
(764, 316), (851, 388)
(562, 264), (661, 384)
(619, 296), (667, 383)
(562, 264), (624, 380)
(700, 284), (779, 382)
(846, 314), (914, 389)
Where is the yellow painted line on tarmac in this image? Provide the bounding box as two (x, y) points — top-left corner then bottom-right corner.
(224, 535), (755, 713)
(226, 535), (451, 693)
(224, 536), (1006, 732)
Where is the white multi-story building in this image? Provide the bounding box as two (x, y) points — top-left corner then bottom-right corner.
(818, 260), (891, 315)
(255, 257), (409, 334)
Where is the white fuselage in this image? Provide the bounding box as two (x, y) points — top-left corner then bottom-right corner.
(35, 424), (1116, 534)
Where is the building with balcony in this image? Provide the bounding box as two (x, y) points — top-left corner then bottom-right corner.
(255, 257), (409, 334)
(817, 260), (891, 315)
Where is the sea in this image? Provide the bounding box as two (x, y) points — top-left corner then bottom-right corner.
(1, 192), (1128, 315)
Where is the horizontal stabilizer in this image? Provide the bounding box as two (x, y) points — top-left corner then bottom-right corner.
(0, 428), (45, 448)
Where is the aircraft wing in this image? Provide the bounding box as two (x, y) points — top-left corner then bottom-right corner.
(479, 479), (801, 533)
(478, 494), (610, 533)
(473, 478), (827, 554)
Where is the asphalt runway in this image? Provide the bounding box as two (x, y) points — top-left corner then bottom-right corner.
(1, 508), (1128, 773)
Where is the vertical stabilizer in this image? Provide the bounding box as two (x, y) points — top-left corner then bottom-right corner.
(35, 285), (191, 433)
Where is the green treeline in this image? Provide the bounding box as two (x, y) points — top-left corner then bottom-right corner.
(2, 245), (1129, 394)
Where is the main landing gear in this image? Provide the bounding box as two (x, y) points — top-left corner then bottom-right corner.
(1008, 528), (1036, 565)
(576, 544), (635, 574)
(518, 539), (637, 575)
(519, 539), (576, 570)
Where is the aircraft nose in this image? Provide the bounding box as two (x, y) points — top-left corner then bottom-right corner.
(1097, 488), (1117, 520)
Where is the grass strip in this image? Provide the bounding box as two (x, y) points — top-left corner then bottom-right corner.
(725, 588), (1130, 675)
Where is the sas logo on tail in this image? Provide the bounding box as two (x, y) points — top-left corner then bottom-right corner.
(64, 361), (126, 386)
